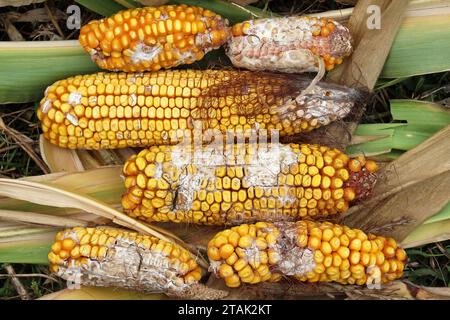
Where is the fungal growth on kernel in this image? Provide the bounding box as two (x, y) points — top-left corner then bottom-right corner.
(208, 221), (407, 288)
(227, 16), (353, 73)
(37, 70), (362, 149)
(48, 227), (203, 295)
(121, 143), (378, 225)
(79, 4), (230, 71)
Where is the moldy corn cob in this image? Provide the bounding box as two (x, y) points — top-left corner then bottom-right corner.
(121, 143), (377, 225)
(48, 226), (202, 294)
(208, 221), (407, 288)
(79, 5), (230, 71)
(37, 70), (362, 149)
(227, 16), (353, 73)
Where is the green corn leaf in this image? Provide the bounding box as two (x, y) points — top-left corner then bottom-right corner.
(348, 100), (450, 158)
(0, 41), (100, 104)
(381, 5), (450, 78)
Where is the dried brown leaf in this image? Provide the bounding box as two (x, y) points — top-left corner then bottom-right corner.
(39, 136), (85, 172)
(0, 14), (24, 41)
(327, 0), (409, 89)
(401, 219), (450, 248)
(344, 125), (450, 241)
(0, 179), (178, 244)
(40, 135), (135, 172)
(0, 209), (88, 228)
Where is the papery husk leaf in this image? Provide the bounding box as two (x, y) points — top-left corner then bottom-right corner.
(0, 174), (209, 267)
(0, 166), (124, 217)
(0, 209), (88, 228)
(40, 135), (135, 172)
(401, 219), (450, 248)
(423, 201), (450, 224)
(327, 0), (409, 89)
(0, 179), (183, 246)
(40, 136), (85, 172)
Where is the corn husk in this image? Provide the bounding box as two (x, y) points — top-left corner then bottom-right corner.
(344, 125), (450, 243)
(327, 0), (409, 89)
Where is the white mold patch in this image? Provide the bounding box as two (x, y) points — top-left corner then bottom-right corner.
(66, 113), (79, 126)
(277, 247), (315, 276)
(68, 92), (82, 105)
(41, 99), (53, 114)
(244, 144), (297, 187)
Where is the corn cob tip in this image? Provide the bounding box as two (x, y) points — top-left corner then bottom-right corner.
(346, 159), (378, 201)
(79, 5), (230, 72)
(208, 221), (407, 288)
(48, 227), (202, 294)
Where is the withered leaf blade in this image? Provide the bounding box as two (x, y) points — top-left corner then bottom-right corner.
(327, 0), (409, 90)
(343, 125), (450, 241)
(40, 135), (85, 173)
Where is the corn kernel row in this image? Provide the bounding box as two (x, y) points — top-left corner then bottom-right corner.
(121, 142), (377, 225)
(228, 16), (353, 73)
(208, 221), (407, 288)
(37, 70), (360, 149)
(79, 5), (230, 71)
(48, 227), (202, 293)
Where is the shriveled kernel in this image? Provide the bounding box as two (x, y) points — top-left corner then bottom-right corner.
(208, 221), (405, 288)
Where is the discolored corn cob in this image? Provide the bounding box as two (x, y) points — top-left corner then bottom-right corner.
(79, 5), (230, 71)
(208, 221), (407, 288)
(227, 16), (353, 73)
(37, 70), (362, 149)
(121, 142), (377, 225)
(48, 226), (202, 294)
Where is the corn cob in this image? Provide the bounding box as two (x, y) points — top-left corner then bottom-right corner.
(227, 16), (353, 73)
(37, 70), (362, 149)
(208, 221), (407, 288)
(48, 226), (202, 294)
(121, 143), (377, 225)
(79, 5), (230, 72)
